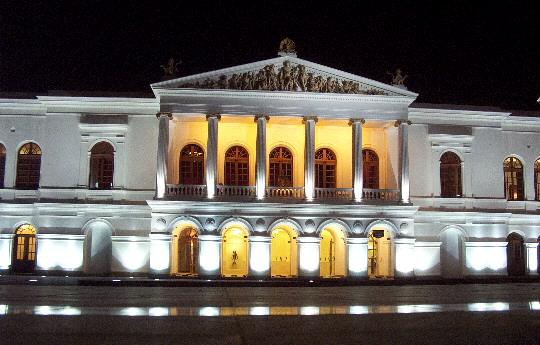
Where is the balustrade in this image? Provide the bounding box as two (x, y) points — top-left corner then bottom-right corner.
(166, 184), (399, 202)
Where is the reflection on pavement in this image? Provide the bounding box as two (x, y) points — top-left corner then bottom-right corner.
(0, 301), (538, 317)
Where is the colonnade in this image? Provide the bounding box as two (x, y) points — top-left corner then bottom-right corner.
(155, 112), (410, 203)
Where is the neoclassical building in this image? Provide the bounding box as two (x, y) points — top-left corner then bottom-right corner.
(1, 42), (539, 279)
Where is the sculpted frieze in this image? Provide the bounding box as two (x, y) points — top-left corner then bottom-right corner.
(178, 61), (387, 95)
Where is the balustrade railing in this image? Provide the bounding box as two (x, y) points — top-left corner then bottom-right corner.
(216, 185), (256, 197)
(166, 184), (400, 202)
(314, 188), (353, 200)
(363, 188), (400, 201)
(265, 187), (305, 199)
(166, 184), (206, 197)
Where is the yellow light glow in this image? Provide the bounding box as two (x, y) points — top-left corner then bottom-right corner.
(222, 227), (248, 277)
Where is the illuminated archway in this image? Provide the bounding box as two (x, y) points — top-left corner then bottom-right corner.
(171, 225), (199, 276)
(440, 227), (466, 278)
(506, 232), (525, 276)
(83, 220), (113, 275)
(367, 226), (394, 279)
(319, 224), (347, 278)
(221, 226), (249, 277)
(270, 225), (298, 278)
(12, 224), (37, 273)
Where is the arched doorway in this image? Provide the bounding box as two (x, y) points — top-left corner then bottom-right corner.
(440, 151), (462, 198)
(319, 225), (346, 278)
(12, 224), (37, 273)
(440, 228), (465, 278)
(83, 221), (113, 275)
(315, 148), (336, 188)
(269, 147), (293, 187)
(225, 146), (249, 186)
(362, 149), (379, 189)
(16, 142), (42, 190)
(0, 143), (5, 189)
(367, 228), (394, 278)
(171, 226), (199, 276)
(89, 142), (114, 190)
(270, 225), (298, 278)
(503, 157), (524, 201)
(179, 144), (204, 185)
(221, 226), (248, 277)
(506, 232), (525, 276)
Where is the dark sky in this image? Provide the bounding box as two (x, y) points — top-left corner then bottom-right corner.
(1, 1), (539, 110)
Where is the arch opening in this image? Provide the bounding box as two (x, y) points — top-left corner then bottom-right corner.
(362, 149), (379, 189)
(270, 225), (298, 278)
(12, 224), (37, 273)
(503, 157), (524, 201)
(225, 146), (249, 186)
(440, 151), (462, 198)
(179, 144), (204, 185)
(171, 225), (199, 276)
(269, 147), (293, 187)
(221, 226), (249, 277)
(0, 143), (5, 189)
(367, 227), (394, 279)
(83, 221), (112, 275)
(89, 141), (114, 190)
(319, 225), (346, 278)
(440, 228), (465, 278)
(315, 148), (336, 188)
(16, 142), (42, 190)
(506, 232), (525, 276)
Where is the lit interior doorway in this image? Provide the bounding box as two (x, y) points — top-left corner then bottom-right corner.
(270, 225), (298, 278)
(171, 225), (199, 276)
(221, 226), (248, 277)
(506, 232), (525, 276)
(12, 224), (37, 273)
(319, 225), (346, 278)
(367, 228), (394, 279)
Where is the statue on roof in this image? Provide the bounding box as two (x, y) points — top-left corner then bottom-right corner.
(161, 57), (182, 80)
(278, 37), (297, 56)
(387, 68), (408, 87)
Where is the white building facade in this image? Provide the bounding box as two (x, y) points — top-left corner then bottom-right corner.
(1, 49), (539, 279)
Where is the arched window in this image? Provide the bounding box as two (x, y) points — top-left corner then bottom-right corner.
(0, 144), (5, 189)
(362, 149), (379, 189)
(89, 142), (114, 190)
(535, 159), (540, 201)
(315, 148), (336, 188)
(12, 224), (37, 273)
(504, 157), (524, 201)
(440, 152), (462, 198)
(269, 146), (293, 187)
(16, 142), (42, 190)
(225, 146), (249, 186)
(180, 144), (204, 185)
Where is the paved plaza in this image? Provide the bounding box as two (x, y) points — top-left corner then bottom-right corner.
(0, 282), (539, 344)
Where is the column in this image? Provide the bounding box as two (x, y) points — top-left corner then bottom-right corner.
(347, 237), (368, 278)
(249, 236), (271, 277)
(297, 236), (320, 278)
(255, 115), (269, 200)
(206, 114), (220, 199)
(198, 234), (222, 278)
(303, 117), (317, 201)
(155, 112), (172, 199)
(397, 120), (411, 204)
(350, 118), (365, 202)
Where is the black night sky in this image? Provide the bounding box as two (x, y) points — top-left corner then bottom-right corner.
(1, 1), (539, 111)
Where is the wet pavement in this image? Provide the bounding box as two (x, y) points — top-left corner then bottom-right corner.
(0, 282), (539, 344)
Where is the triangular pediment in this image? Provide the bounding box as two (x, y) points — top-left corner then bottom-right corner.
(151, 56), (417, 98)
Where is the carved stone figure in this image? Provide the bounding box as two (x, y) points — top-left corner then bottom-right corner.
(388, 68), (408, 86)
(278, 61), (295, 91)
(279, 37), (296, 54)
(161, 58), (182, 79)
(264, 64), (278, 90)
(295, 65), (308, 91)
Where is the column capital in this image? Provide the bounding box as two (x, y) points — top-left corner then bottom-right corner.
(348, 118), (365, 126)
(206, 113), (222, 121)
(394, 119), (412, 127)
(254, 114), (270, 122)
(156, 112), (172, 119)
(302, 116), (318, 124)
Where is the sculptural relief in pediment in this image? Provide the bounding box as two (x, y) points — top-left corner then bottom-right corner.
(178, 60), (388, 95)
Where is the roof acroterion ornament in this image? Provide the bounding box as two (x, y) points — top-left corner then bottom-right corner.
(278, 37), (297, 57)
(161, 57), (182, 81)
(387, 68), (408, 90)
